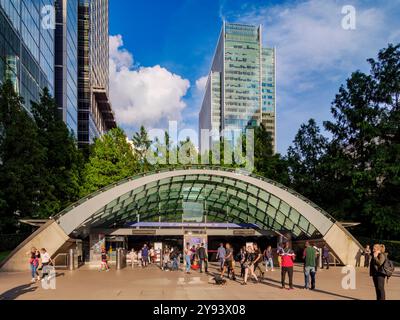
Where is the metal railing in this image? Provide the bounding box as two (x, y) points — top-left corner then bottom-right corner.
(53, 253), (68, 269)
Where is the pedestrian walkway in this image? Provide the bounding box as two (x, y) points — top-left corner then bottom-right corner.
(0, 263), (399, 300)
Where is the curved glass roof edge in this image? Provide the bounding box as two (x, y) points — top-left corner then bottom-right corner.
(53, 165), (336, 224)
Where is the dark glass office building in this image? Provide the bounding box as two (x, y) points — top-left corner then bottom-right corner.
(0, 0), (55, 111)
(78, 0), (116, 148)
(55, 0), (79, 135)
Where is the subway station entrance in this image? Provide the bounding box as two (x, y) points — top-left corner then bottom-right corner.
(1, 167), (364, 272)
(85, 222), (281, 264)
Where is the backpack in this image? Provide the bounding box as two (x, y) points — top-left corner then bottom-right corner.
(212, 275), (227, 285)
(379, 258), (395, 279)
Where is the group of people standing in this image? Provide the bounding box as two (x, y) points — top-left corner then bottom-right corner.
(27, 247), (53, 283)
(184, 243), (208, 274)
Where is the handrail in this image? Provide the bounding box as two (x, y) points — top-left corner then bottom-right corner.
(52, 165), (337, 224)
(53, 253), (68, 269)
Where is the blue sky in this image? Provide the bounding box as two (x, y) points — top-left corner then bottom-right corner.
(109, 0), (400, 154)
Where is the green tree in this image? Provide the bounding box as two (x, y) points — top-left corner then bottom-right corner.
(253, 124), (289, 185)
(30, 88), (83, 217)
(0, 80), (45, 232)
(132, 125), (152, 172)
(321, 44), (400, 238)
(81, 127), (138, 195)
(287, 119), (328, 204)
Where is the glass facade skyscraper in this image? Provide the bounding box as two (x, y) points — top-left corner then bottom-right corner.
(55, 0), (78, 135)
(77, 0), (116, 149)
(199, 22), (277, 153)
(0, 0), (55, 111)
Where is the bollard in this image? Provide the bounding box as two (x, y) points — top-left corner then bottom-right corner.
(116, 248), (121, 270)
(68, 249), (75, 270)
(116, 248), (127, 270)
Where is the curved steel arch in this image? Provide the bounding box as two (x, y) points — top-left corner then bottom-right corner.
(75, 176), (314, 237)
(56, 168), (333, 236)
(52, 167), (363, 266)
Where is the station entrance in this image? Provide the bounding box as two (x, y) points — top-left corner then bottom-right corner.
(86, 222), (281, 265)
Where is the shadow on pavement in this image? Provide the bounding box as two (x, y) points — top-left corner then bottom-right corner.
(260, 276), (359, 300)
(0, 284), (38, 300)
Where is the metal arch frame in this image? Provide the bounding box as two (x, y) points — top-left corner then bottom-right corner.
(55, 167), (336, 237)
(75, 176), (315, 237)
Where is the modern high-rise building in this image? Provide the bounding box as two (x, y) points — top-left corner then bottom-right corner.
(199, 22), (277, 153)
(55, 0), (79, 135)
(77, 0), (116, 149)
(0, 0), (55, 111)
(1, 0), (116, 144)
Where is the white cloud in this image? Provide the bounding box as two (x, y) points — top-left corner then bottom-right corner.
(231, 0), (400, 153)
(237, 0), (393, 90)
(109, 35), (191, 128)
(195, 75), (208, 94)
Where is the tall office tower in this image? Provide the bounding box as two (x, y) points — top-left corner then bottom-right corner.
(55, 0), (79, 136)
(199, 22), (277, 153)
(0, 0), (55, 111)
(77, 0), (116, 149)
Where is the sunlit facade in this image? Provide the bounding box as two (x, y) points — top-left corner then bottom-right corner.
(199, 22), (277, 153)
(0, 0), (55, 111)
(55, 0), (79, 135)
(77, 0), (116, 149)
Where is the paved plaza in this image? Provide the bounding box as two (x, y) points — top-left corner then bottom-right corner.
(0, 263), (399, 300)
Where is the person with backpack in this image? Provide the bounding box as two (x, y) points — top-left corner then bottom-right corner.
(280, 242), (296, 290)
(370, 244), (394, 300)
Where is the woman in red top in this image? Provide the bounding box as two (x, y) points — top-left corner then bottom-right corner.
(279, 242), (296, 290)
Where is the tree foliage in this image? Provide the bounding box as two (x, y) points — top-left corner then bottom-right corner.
(81, 127), (138, 196)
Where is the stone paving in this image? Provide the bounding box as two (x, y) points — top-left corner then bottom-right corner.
(0, 263), (399, 300)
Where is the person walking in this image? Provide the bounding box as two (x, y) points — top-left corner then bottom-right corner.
(241, 245), (258, 285)
(252, 243), (264, 281)
(364, 245), (371, 268)
(184, 243), (192, 274)
(39, 248), (53, 279)
(197, 243), (208, 273)
(141, 244), (149, 268)
(221, 243), (236, 280)
(216, 243), (226, 272)
(321, 245), (330, 269)
(370, 244), (387, 300)
(264, 245), (274, 272)
(100, 248), (110, 272)
(28, 247), (40, 283)
(238, 246), (246, 278)
(149, 247), (155, 264)
(303, 242), (317, 290)
(169, 247), (178, 271)
(280, 242), (296, 290)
